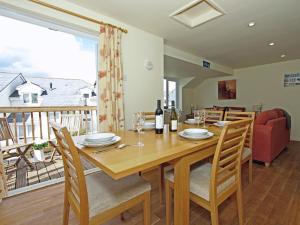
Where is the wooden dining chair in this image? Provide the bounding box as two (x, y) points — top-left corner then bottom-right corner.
(0, 117), (34, 169)
(205, 110), (224, 123)
(165, 119), (252, 225)
(49, 114), (82, 161)
(224, 111), (255, 183)
(51, 122), (151, 225)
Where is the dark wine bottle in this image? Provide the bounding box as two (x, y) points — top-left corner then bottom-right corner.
(155, 100), (164, 134)
(169, 100), (178, 132)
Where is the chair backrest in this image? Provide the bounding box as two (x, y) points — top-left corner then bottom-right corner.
(61, 114), (82, 136)
(205, 110), (224, 123)
(224, 111), (255, 148)
(51, 122), (89, 224)
(210, 119), (251, 202)
(0, 118), (16, 144)
(143, 112), (155, 122)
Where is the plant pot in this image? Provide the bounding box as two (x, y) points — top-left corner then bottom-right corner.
(33, 149), (45, 162)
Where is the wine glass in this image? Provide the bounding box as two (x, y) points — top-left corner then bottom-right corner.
(133, 112), (145, 147)
(201, 109), (207, 128)
(194, 110), (201, 126)
(176, 108), (183, 130)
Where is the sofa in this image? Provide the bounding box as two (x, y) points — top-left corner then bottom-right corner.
(252, 108), (290, 167)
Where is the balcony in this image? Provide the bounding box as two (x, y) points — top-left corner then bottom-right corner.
(0, 106), (97, 193)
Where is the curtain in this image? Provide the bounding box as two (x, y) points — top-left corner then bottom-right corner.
(0, 151), (7, 202)
(98, 25), (125, 132)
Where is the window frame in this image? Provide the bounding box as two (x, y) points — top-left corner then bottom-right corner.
(23, 93), (30, 104)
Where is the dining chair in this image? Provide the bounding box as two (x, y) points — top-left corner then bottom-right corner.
(205, 110), (224, 123)
(0, 117), (34, 169)
(165, 119), (252, 225)
(143, 112), (155, 121)
(51, 122), (151, 225)
(224, 111), (256, 183)
(49, 114), (82, 161)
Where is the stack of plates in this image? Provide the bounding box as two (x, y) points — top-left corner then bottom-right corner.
(213, 121), (230, 127)
(143, 122), (155, 130)
(81, 133), (121, 147)
(179, 128), (214, 140)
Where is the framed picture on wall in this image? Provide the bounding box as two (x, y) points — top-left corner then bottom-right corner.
(218, 79), (236, 100)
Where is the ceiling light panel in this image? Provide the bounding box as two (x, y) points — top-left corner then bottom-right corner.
(169, 0), (225, 28)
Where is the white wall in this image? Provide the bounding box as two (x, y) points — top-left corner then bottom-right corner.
(193, 59), (300, 140)
(0, 0), (164, 129)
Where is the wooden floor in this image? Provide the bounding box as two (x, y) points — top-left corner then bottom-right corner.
(1, 141), (300, 225)
(5, 154), (94, 191)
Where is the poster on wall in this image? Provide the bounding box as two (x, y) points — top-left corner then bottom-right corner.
(284, 73), (300, 87)
(218, 79), (236, 100)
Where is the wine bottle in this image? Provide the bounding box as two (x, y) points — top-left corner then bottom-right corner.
(169, 100), (178, 132)
(155, 100), (164, 134)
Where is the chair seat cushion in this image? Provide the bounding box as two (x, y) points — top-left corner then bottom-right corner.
(165, 163), (235, 201)
(242, 147), (252, 160)
(86, 171), (151, 218)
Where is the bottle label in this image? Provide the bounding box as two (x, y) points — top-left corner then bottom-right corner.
(171, 120), (177, 130)
(155, 115), (164, 129)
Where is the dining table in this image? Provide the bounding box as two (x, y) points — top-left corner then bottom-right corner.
(75, 124), (222, 225)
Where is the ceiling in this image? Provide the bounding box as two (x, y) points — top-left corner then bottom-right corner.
(164, 55), (229, 88)
(69, 0), (300, 68)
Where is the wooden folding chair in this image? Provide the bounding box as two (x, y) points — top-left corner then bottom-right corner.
(0, 118), (34, 169)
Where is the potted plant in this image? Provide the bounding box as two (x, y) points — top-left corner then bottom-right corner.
(32, 142), (48, 162)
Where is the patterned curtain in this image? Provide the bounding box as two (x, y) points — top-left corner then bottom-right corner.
(98, 25), (125, 132)
(0, 151), (7, 202)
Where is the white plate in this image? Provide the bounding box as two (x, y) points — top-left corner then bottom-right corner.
(183, 128), (208, 137)
(81, 136), (121, 147)
(179, 131), (214, 140)
(185, 119), (197, 124)
(213, 121), (230, 127)
(84, 133), (115, 143)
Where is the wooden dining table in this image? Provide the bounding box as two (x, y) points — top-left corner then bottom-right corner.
(75, 124), (222, 225)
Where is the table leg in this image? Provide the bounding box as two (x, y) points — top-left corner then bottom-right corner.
(174, 157), (190, 225)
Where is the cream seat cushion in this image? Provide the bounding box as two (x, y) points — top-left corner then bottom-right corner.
(165, 163), (235, 201)
(242, 147), (252, 160)
(86, 171), (151, 218)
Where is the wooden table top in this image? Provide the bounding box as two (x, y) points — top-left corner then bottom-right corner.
(75, 125), (222, 180)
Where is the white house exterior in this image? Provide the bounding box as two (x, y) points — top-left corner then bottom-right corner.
(0, 72), (97, 140)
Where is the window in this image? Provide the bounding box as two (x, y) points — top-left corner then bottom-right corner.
(31, 93), (38, 103)
(23, 93), (30, 103)
(0, 14), (98, 107)
(163, 78), (177, 108)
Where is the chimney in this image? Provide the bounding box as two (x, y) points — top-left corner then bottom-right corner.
(50, 82), (53, 90)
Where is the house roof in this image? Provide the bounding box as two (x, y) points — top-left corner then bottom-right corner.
(7, 112), (30, 123)
(24, 76), (96, 106)
(0, 73), (96, 106)
(0, 72), (25, 92)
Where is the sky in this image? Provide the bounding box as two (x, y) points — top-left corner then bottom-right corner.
(0, 15), (97, 84)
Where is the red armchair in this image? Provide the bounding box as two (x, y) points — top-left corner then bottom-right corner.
(252, 109), (290, 167)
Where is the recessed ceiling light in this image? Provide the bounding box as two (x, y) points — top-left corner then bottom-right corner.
(281, 54), (286, 58)
(248, 22), (256, 27)
(269, 42), (275, 46)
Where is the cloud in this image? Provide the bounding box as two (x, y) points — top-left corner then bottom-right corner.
(0, 15), (97, 84)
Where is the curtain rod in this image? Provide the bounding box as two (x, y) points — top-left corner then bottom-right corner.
(28, 0), (128, 33)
